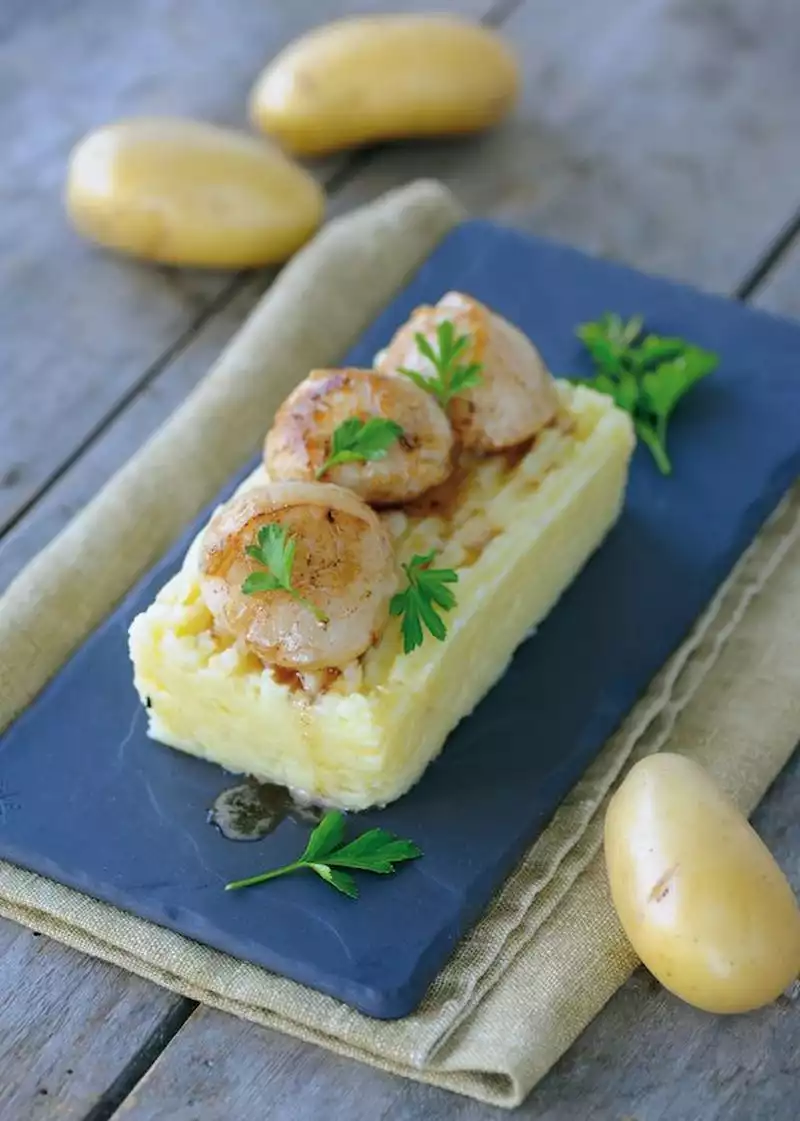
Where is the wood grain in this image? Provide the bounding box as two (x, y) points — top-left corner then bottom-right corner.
(0, 3), (498, 1118)
(0, 916), (182, 1121)
(2, 0), (800, 1118)
(0, 274), (268, 592)
(333, 0), (800, 293)
(5, 0), (800, 594)
(102, 0), (800, 1112)
(0, 0), (490, 540)
(110, 752), (800, 1121)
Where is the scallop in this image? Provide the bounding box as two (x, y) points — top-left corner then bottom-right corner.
(378, 291), (560, 453)
(264, 367), (454, 505)
(199, 481), (397, 670)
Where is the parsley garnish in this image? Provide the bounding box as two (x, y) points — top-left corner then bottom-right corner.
(569, 313), (718, 475)
(225, 810), (422, 897)
(390, 551), (459, 654)
(241, 523), (329, 625)
(316, 416), (404, 479)
(399, 320), (483, 408)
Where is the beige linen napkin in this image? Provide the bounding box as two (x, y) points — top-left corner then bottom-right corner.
(0, 180), (798, 1109)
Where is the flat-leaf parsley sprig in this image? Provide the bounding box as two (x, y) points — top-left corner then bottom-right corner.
(399, 319), (483, 408)
(569, 313), (718, 475)
(225, 810), (422, 897)
(316, 416), (404, 479)
(390, 551), (459, 654)
(241, 523), (329, 624)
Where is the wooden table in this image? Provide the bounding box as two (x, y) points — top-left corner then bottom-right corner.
(2, 1), (799, 1117)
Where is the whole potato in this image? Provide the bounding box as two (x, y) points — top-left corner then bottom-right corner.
(249, 15), (520, 156)
(605, 753), (800, 1013)
(66, 117), (324, 268)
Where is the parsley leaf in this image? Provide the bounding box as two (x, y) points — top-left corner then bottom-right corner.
(309, 864), (359, 899)
(317, 416), (404, 479)
(241, 523), (329, 624)
(569, 313), (718, 475)
(300, 808), (346, 861)
(225, 811), (422, 897)
(389, 551), (459, 654)
(399, 319), (483, 408)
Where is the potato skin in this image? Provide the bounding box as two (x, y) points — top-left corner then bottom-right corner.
(66, 117), (324, 268)
(249, 15), (520, 157)
(604, 753), (800, 1013)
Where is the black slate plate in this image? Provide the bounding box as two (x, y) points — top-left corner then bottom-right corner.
(1, 220), (799, 1019)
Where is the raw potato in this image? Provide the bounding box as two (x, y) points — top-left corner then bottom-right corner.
(605, 753), (800, 1014)
(249, 15), (520, 156)
(66, 117), (325, 267)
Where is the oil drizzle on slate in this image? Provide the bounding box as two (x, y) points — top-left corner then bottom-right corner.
(208, 778), (324, 842)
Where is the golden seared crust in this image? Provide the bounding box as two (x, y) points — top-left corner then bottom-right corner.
(199, 481), (397, 671)
(130, 385), (635, 809)
(264, 367), (454, 505)
(378, 291), (560, 452)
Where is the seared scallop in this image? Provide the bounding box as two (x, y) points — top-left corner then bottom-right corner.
(264, 367), (454, 506)
(378, 291), (559, 452)
(199, 482), (397, 670)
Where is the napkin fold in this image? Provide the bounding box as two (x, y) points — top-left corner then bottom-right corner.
(0, 180), (798, 1108)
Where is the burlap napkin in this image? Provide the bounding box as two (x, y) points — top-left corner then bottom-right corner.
(0, 180), (798, 1109)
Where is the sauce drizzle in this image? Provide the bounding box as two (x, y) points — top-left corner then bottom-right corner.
(208, 778), (324, 842)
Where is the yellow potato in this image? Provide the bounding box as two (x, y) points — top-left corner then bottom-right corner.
(249, 15), (520, 156)
(66, 117), (325, 267)
(605, 753), (800, 1013)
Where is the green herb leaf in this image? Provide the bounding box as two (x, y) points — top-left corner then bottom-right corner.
(244, 524), (295, 587)
(640, 347), (718, 417)
(398, 365), (435, 396)
(569, 314), (718, 475)
(634, 419), (672, 477)
(309, 864), (359, 898)
(630, 335), (687, 370)
(240, 571), (281, 595)
(225, 811), (422, 896)
(326, 828), (423, 873)
(241, 523), (329, 624)
(317, 416), (404, 479)
(398, 320), (483, 408)
(389, 551), (459, 654)
(301, 809), (346, 862)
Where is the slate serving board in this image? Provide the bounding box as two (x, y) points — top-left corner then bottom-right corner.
(1, 220), (799, 1019)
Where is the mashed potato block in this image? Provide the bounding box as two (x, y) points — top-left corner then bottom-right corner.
(129, 384), (634, 809)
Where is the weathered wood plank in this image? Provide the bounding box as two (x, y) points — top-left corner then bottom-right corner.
(2, 0), (800, 1117)
(0, 916), (184, 1120)
(334, 0), (800, 294)
(6, 0), (800, 596)
(109, 752), (800, 1121)
(65, 0), (800, 1115)
(96, 0), (800, 1115)
(0, 274), (268, 592)
(0, 4), (502, 1119)
(0, 0), (490, 538)
(753, 234), (800, 318)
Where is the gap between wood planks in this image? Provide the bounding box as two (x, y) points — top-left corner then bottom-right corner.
(0, 3), (525, 1118)
(3, 0), (800, 564)
(4, 0), (800, 1115)
(735, 206), (800, 300)
(81, 1001), (197, 1121)
(75, 233), (800, 1121)
(0, 0), (523, 553)
(4, 183), (799, 556)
